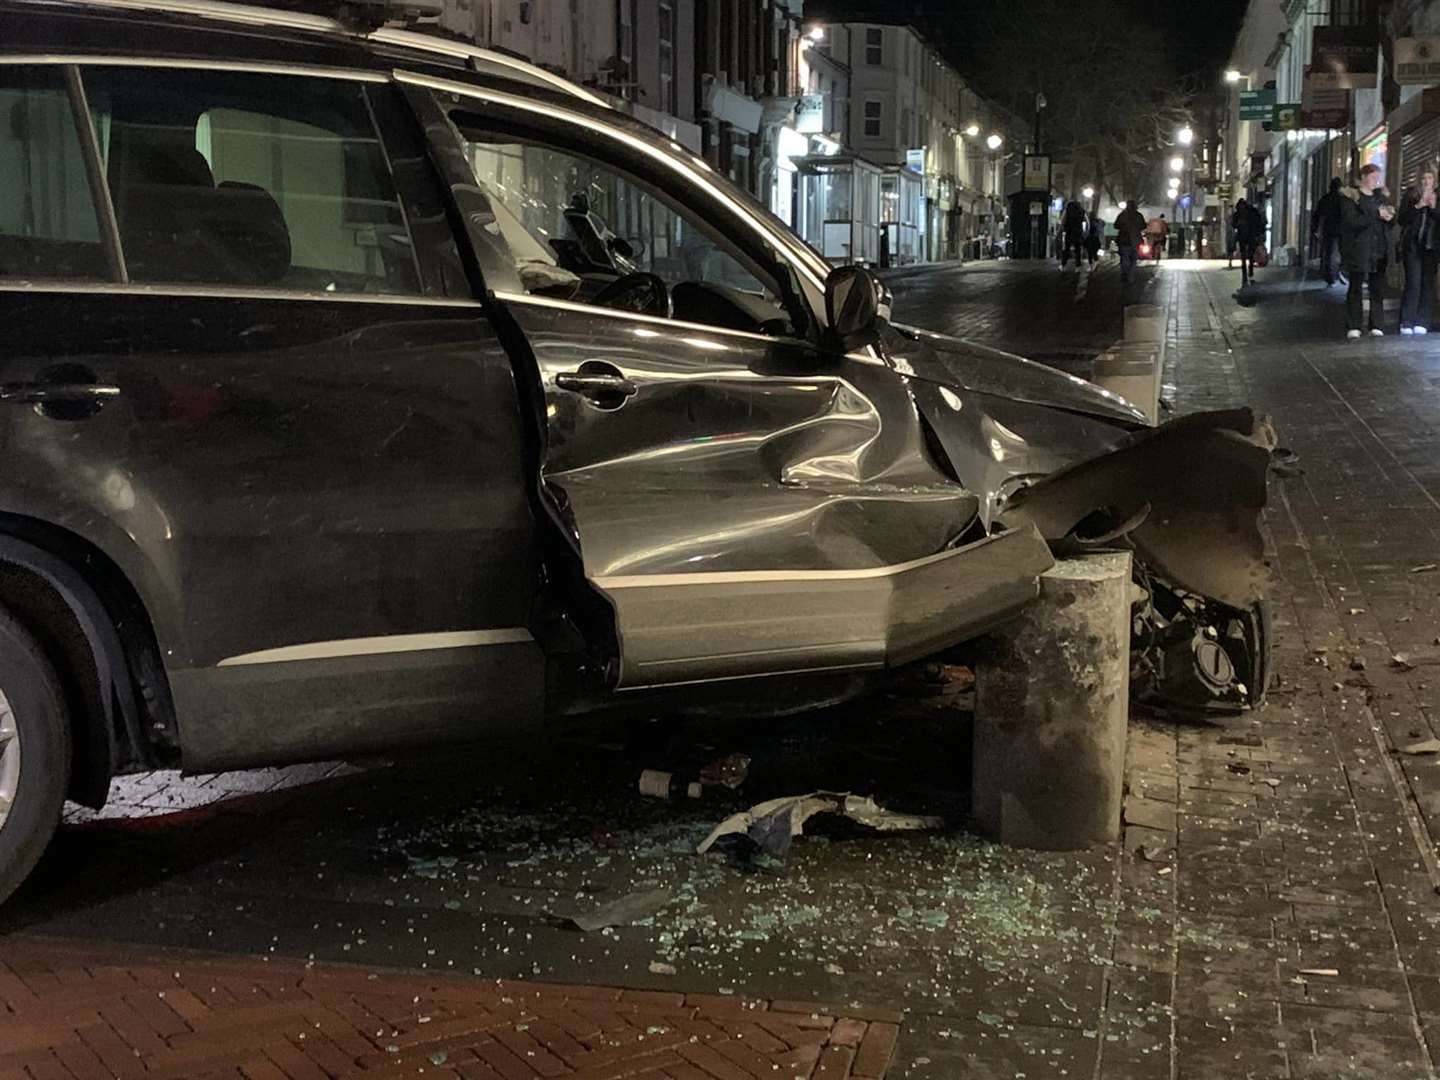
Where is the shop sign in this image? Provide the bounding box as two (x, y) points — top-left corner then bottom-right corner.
(1239, 87), (1276, 121)
(1273, 103), (1302, 130)
(1302, 68), (1350, 129)
(1311, 24), (1379, 90)
(794, 93), (825, 133)
(1395, 37), (1440, 86)
(1023, 154), (1051, 190)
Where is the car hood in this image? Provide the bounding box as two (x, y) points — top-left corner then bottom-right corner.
(883, 322), (1148, 427)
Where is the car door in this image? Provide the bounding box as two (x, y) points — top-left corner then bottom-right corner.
(403, 75), (1051, 692)
(0, 61), (542, 770)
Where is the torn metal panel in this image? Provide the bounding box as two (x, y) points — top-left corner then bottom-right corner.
(997, 408), (1275, 609)
(598, 524), (1054, 688)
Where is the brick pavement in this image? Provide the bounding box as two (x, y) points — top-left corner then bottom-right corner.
(0, 936), (899, 1079)
(1091, 262), (1440, 1079)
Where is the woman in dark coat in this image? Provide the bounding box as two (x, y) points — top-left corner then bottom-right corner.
(1340, 164), (1397, 338)
(1399, 167), (1439, 334)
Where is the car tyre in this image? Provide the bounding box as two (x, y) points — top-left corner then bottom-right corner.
(0, 606), (71, 906)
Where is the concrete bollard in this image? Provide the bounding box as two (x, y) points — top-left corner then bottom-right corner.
(972, 551), (1132, 850)
(1093, 343), (1161, 424)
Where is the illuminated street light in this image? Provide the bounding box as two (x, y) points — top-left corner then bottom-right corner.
(965, 123), (980, 137)
(808, 25), (825, 41)
(986, 133), (1003, 150)
(1224, 69), (1242, 83)
(1177, 126), (1194, 146)
(1169, 155), (1184, 173)
(1082, 185), (1095, 200)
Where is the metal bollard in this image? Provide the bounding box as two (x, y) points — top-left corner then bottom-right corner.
(972, 552), (1132, 850)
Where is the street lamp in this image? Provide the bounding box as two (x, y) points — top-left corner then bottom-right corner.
(808, 25), (824, 42)
(965, 123), (980, 137)
(1082, 185), (1095, 200)
(1224, 69), (1242, 83)
(1169, 155), (1184, 173)
(1177, 126), (1194, 146)
(986, 133), (1003, 150)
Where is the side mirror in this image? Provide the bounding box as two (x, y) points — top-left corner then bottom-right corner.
(824, 265), (886, 352)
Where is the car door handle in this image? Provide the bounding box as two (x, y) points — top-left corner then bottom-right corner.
(554, 367), (637, 410)
(555, 372), (637, 397)
(0, 382), (122, 404)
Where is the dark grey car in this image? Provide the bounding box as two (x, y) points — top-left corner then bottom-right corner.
(0, 0), (1273, 903)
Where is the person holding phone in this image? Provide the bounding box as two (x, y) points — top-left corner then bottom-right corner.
(1399, 167), (1439, 334)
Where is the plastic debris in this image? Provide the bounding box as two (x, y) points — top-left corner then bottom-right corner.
(557, 887), (672, 932)
(696, 792), (943, 855)
(1401, 738), (1440, 756)
(1299, 968), (1339, 977)
(1410, 564), (1437, 573)
(1390, 650), (1440, 671)
(648, 960), (677, 976)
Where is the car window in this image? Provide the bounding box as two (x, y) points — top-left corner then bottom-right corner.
(0, 68), (107, 280)
(459, 130), (800, 337)
(82, 68), (421, 295)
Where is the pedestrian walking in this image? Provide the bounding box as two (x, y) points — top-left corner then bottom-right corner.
(1399, 167), (1440, 335)
(1086, 212), (1103, 265)
(1115, 200), (1146, 285)
(1234, 199), (1264, 287)
(1226, 210), (1238, 269)
(1060, 201), (1087, 268)
(1340, 164), (1397, 339)
(1145, 214), (1169, 262)
(1311, 177), (1346, 286)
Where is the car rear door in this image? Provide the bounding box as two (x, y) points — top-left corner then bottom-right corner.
(401, 75), (1051, 692)
(0, 61), (542, 769)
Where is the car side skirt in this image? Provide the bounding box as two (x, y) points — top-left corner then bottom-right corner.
(170, 637), (544, 772)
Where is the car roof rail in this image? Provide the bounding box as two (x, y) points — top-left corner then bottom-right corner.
(368, 26), (611, 107)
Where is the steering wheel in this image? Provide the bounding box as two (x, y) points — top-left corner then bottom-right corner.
(591, 272), (671, 318)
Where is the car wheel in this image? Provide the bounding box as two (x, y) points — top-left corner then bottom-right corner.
(0, 607), (70, 906)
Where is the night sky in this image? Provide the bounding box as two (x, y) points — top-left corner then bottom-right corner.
(807, 0), (1252, 83)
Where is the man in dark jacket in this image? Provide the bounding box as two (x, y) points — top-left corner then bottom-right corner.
(1341, 164), (1397, 338)
(1114, 201), (1146, 285)
(1086, 212), (1104, 264)
(1311, 177), (1347, 286)
(1399, 167), (1439, 334)
(1060, 201), (1087, 268)
(1233, 199), (1264, 287)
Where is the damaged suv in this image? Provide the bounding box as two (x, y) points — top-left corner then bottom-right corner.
(0, 0), (1274, 903)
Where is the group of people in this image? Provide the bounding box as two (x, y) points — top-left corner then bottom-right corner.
(1308, 165), (1440, 338)
(1058, 201), (1106, 268)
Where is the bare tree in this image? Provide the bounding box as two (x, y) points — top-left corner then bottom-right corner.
(962, 0), (1193, 208)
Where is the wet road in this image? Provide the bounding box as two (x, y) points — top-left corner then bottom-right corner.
(883, 256), (1160, 374)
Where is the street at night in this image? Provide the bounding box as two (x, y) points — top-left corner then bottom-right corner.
(6, 0), (1440, 1077)
(6, 259), (1440, 1078)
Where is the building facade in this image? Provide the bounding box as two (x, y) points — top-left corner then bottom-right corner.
(437, 1), (1016, 266)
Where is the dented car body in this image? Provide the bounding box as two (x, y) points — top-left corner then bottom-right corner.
(0, 0), (1271, 901)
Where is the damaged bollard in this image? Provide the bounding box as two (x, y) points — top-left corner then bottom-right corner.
(972, 551), (1132, 850)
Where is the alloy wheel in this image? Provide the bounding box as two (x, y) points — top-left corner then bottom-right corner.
(0, 691), (18, 831)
